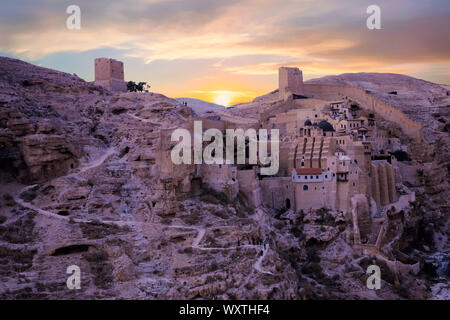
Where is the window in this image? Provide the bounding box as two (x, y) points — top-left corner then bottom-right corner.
(325, 175), (328, 178)
(310, 176), (313, 179)
(305, 176), (308, 180)
(303, 185), (308, 191)
(316, 176), (319, 179)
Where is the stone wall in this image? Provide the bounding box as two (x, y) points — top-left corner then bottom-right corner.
(303, 84), (423, 141)
(260, 177), (294, 210)
(198, 163), (239, 200)
(294, 180), (328, 211)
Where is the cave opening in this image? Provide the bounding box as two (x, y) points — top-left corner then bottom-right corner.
(51, 244), (91, 256)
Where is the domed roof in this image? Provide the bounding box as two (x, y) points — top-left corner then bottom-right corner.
(304, 119), (312, 126)
(318, 120), (335, 132)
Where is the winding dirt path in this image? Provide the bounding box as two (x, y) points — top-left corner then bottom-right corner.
(79, 148), (115, 173)
(253, 244), (273, 275)
(14, 148), (273, 275)
(127, 113), (161, 126)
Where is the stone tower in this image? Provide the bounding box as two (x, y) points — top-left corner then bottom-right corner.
(279, 67), (304, 100)
(94, 58), (127, 92)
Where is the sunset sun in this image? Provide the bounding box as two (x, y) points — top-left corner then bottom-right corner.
(214, 92), (232, 107)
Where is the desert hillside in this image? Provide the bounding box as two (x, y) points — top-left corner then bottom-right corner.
(175, 98), (225, 116)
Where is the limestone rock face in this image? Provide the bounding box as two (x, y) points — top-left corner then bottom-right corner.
(19, 134), (77, 182)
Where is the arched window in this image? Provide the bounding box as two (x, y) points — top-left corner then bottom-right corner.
(303, 185), (308, 191)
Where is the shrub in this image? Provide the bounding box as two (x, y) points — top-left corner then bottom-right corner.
(127, 81), (150, 92)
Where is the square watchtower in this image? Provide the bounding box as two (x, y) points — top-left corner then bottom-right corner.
(94, 58), (127, 92)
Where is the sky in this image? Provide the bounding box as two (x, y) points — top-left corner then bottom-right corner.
(1, 0), (449, 106)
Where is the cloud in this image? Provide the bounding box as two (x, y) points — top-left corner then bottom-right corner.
(0, 0), (449, 99)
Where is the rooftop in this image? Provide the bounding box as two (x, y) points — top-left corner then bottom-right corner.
(318, 120), (335, 132)
(295, 168), (323, 175)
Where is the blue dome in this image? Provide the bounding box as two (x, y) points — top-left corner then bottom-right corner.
(318, 120), (335, 132)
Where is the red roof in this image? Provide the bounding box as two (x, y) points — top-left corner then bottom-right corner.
(295, 168), (323, 175)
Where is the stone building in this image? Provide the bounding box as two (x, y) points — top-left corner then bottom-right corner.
(162, 66), (408, 217)
(94, 58), (127, 92)
(279, 67), (304, 100)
